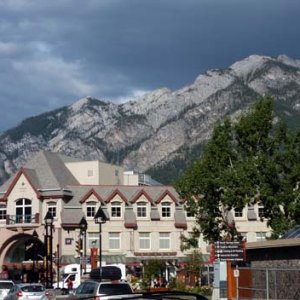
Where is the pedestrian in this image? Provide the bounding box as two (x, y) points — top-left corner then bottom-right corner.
(153, 275), (160, 288)
(67, 278), (73, 292)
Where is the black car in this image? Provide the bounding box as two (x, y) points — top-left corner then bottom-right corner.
(126, 290), (208, 300)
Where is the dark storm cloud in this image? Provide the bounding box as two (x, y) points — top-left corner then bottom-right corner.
(1, 0), (300, 131)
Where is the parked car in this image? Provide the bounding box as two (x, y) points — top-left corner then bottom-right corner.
(3, 283), (49, 300)
(0, 280), (15, 300)
(70, 279), (135, 300)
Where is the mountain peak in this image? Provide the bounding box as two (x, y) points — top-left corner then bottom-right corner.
(277, 54), (300, 68)
(70, 97), (91, 112)
(1, 54), (300, 185)
(229, 55), (273, 78)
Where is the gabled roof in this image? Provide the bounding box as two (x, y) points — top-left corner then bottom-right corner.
(156, 189), (178, 204)
(80, 188), (105, 204)
(131, 190), (153, 203)
(24, 151), (79, 189)
(106, 189), (128, 204)
(0, 167), (41, 201)
(0, 150), (80, 200)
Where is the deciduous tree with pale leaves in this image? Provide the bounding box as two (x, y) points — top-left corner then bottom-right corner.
(175, 96), (300, 244)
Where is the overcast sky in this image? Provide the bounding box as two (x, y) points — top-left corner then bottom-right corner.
(1, 0), (300, 132)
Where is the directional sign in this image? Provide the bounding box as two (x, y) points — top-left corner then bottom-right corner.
(214, 241), (246, 262)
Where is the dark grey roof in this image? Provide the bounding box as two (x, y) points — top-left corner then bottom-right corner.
(61, 208), (84, 226)
(247, 206), (257, 221)
(174, 207), (187, 229)
(124, 207), (137, 229)
(150, 207), (160, 220)
(65, 185), (181, 207)
(25, 150), (79, 189)
(281, 225), (300, 239)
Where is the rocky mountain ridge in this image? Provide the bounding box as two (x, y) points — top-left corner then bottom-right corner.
(1, 54), (300, 184)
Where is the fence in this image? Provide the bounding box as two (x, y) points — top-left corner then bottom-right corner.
(235, 267), (300, 300)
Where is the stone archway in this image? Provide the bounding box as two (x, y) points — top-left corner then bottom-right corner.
(1, 233), (45, 282)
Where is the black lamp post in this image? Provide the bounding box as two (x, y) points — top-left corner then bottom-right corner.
(44, 211), (54, 288)
(79, 216), (88, 275)
(32, 230), (38, 280)
(94, 206), (107, 281)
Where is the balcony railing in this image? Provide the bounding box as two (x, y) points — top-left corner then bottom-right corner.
(6, 213), (40, 225)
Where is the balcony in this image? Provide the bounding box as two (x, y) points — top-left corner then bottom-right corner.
(6, 213), (40, 229)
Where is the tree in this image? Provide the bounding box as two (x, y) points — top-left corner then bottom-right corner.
(141, 260), (163, 290)
(175, 96), (300, 243)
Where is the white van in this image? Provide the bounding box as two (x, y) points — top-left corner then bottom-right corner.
(53, 264), (81, 289)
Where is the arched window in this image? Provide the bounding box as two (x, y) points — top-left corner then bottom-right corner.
(16, 198), (32, 223)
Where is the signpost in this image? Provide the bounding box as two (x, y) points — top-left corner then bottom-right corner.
(211, 241), (246, 300)
(214, 241), (246, 262)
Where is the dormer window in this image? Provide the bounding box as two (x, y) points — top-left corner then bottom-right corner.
(86, 201), (97, 217)
(258, 202), (264, 218)
(234, 207), (243, 218)
(137, 201), (147, 218)
(161, 202), (171, 218)
(111, 201), (121, 218)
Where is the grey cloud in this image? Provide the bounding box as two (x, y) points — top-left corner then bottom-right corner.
(0, 0), (300, 130)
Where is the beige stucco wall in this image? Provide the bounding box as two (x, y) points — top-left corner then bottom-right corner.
(123, 172), (139, 186)
(66, 161), (124, 185)
(0, 170), (271, 268)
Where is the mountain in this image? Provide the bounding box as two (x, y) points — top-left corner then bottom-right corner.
(1, 54), (300, 185)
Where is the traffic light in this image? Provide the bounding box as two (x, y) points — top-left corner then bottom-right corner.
(75, 239), (82, 255)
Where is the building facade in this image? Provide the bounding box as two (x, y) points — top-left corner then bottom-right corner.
(0, 151), (270, 280)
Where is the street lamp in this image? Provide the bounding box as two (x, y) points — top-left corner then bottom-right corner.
(94, 206), (108, 281)
(44, 211), (54, 288)
(32, 230), (38, 281)
(79, 216), (88, 275)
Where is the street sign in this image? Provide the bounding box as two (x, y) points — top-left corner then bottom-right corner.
(214, 241), (246, 262)
(234, 269), (240, 277)
(80, 256), (90, 263)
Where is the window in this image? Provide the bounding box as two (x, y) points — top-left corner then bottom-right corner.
(0, 206), (6, 220)
(87, 201), (97, 217)
(16, 198), (32, 223)
(139, 232), (150, 250)
(258, 202), (264, 218)
(186, 210), (193, 218)
(234, 207), (243, 217)
(88, 170), (93, 177)
(109, 232), (120, 250)
(47, 202), (57, 218)
(161, 202), (171, 218)
(159, 232), (170, 249)
(137, 202), (147, 218)
(88, 233), (99, 248)
(111, 202), (121, 218)
(256, 232), (266, 241)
